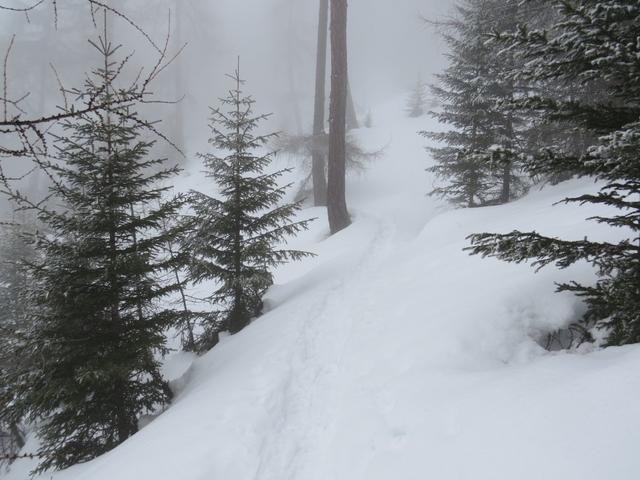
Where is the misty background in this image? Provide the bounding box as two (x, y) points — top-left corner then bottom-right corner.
(0, 0), (450, 216)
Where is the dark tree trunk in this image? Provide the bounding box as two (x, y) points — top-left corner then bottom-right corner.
(501, 161), (512, 203)
(327, 0), (351, 234)
(346, 79), (359, 130)
(9, 423), (24, 450)
(312, 0), (329, 207)
(469, 120), (479, 208)
(500, 112), (514, 204)
(230, 77), (249, 335)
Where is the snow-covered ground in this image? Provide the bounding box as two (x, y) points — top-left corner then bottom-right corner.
(4, 97), (640, 480)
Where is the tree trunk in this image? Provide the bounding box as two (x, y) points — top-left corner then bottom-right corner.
(469, 120), (478, 208)
(501, 160), (512, 203)
(285, 0), (304, 135)
(173, 0), (187, 156)
(346, 79), (359, 130)
(327, 0), (351, 234)
(501, 112), (514, 204)
(9, 422), (24, 450)
(230, 69), (248, 335)
(312, 0), (329, 207)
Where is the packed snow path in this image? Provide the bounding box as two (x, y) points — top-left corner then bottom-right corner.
(5, 97), (640, 480)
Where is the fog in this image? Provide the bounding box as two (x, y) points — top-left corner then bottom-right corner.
(0, 0), (452, 215)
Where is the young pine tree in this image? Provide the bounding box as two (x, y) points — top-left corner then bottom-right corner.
(406, 78), (428, 118)
(3, 27), (185, 471)
(468, 1), (640, 346)
(188, 65), (314, 340)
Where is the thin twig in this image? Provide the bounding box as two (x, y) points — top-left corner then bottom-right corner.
(0, 0), (45, 12)
(3, 34), (16, 121)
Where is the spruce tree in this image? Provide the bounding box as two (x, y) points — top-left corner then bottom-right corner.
(3, 25), (185, 471)
(406, 78), (428, 118)
(423, 0), (528, 207)
(0, 220), (35, 460)
(188, 65), (314, 339)
(468, 1), (640, 346)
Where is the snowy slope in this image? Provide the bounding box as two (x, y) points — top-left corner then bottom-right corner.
(4, 97), (640, 480)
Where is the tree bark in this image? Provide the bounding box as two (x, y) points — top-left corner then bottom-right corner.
(500, 112), (514, 204)
(285, 0), (304, 136)
(327, 0), (351, 234)
(312, 0), (329, 207)
(346, 79), (359, 130)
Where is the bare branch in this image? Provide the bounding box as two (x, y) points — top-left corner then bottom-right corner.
(3, 34), (15, 121)
(0, 0), (45, 12)
(87, 0), (162, 54)
(49, 63), (68, 111)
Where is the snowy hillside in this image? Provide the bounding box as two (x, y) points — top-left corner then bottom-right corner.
(4, 97), (640, 480)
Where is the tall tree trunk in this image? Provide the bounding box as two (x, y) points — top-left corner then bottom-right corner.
(312, 0), (329, 207)
(346, 79), (359, 130)
(285, 0), (304, 135)
(173, 0), (186, 155)
(230, 67), (248, 335)
(327, 0), (351, 234)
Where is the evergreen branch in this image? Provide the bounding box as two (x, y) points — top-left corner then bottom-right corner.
(466, 230), (630, 272)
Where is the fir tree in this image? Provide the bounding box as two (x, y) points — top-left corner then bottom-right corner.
(468, 1), (640, 346)
(188, 64), (314, 339)
(364, 110), (373, 129)
(2, 23), (185, 471)
(0, 219), (35, 460)
(406, 77), (428, 118)
(423, 0), (529, 207)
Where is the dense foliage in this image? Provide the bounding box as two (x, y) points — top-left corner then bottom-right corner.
(1, 33), (185, 471)
(423, 0), (529, 207)
(468, 0), (640, 346)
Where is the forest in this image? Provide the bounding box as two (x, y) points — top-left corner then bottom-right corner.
(0, 1), (638, 479)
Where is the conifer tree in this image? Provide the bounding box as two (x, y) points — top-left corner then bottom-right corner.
(406, 78), (428, 118)
(423, 0), (528, 207)
(468, 1), (640, 346)
(2, 22), (185, 471)
(0, 220), (35, 460)
(188, 64), (314, 339)
(364, 111), (373, 128)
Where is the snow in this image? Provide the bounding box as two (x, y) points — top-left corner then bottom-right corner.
(4, 96), (640, 480)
